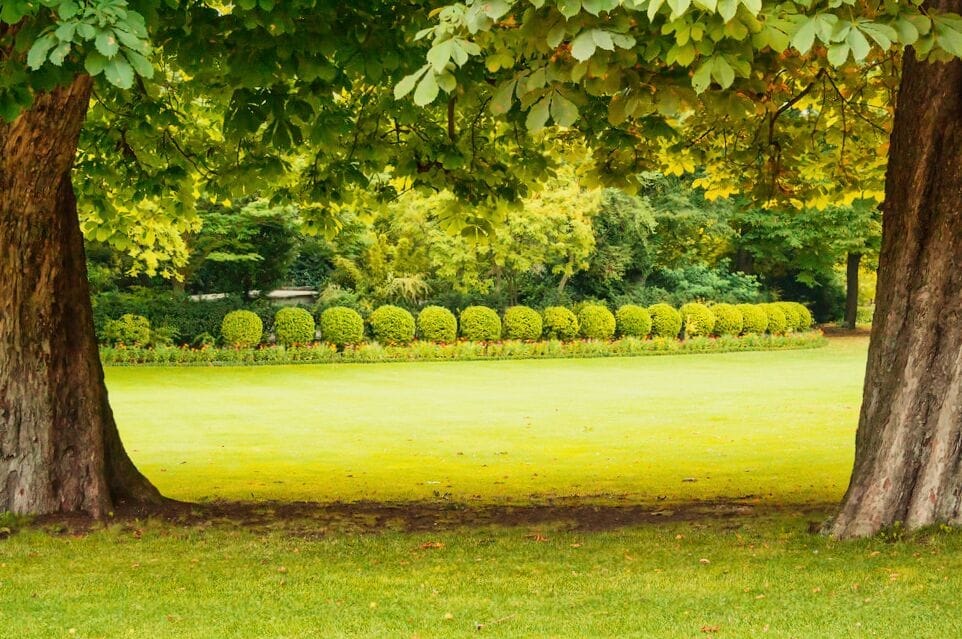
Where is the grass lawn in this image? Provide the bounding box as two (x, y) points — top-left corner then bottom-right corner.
(5, 335), (962, 637)
(107, 335), (867, 506)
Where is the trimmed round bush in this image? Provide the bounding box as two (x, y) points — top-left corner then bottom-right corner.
(542, 306), (580, 340)
(503, 306), (543, 341)
(578, 304), (616, 340)
(273, 307), (315, 346)
(680, 303), (716, 338)
(761, 303), (788, 334)
(320, 307), (365, 347)
(791, 302), (814, 330)
(710, 303), (743, 336)
(648, 303), (683, 339)
(616, 305), (652, 338)
(774, 302), (801, 332)
(221, 310), (263, 348)
(104, 314), (151, 346)
(369, 305), (416, 345)
(737, 304), (768, 335)
(459, 306), (502, 341)
(417, 306), (457, 342)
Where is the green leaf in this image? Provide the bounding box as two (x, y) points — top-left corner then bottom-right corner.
(526, 96), (550, 131)
(557, 0), (582, 18)
(592, 29), (614, 50)
(394, 67), (426, 100)
(827, 42), (849, 65)
(104, 57), (134, 89)
(124, 50), (154, 79)
(718, 0), (738, 22)
(846, 28), (870, 60)
(691, 59), (712, 92)
(427, 39), (454, 72)
(858, 22), (897, 50)
(791, 18), (817, 54)
(550, 92), (578, 126)
(26, 34), (57, 70)
(95, 30), (120, 57)
(84, 51), (108, 76)
(413, 71), (439, 106)
(571, 31), (597, 61)
(491, 78), (518, 115)
(667, 0), (691, 19)
(710, 55), (735, 88)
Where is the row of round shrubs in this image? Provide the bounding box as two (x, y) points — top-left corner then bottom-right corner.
(217, 301), (814, 348)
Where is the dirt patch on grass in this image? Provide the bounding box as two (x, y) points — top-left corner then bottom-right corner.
(32, 497), (835, 536)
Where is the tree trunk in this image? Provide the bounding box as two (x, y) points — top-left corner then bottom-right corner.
(830, 29), (962, 538)
(844, 252), (861, 330)
(0, 76), (162, 517)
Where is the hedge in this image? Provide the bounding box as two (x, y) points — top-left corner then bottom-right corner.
(320, 307), (365, 347)
(460, 306), (502, 341)
(648, 303), (683, 339)
(503, 306), (543, 341)
(737, 304), (768, 335)
(417, 306), (457, 342)
(542, 306), (579, 340)
(680, 303), (715, 338)
(774, 301), (802, 332)
(616, 305), (652, 338)
(221, 310), (263, 348)
(369, 305), (416, 344)
(273, 307), (315, 346)
(761, 303), (788, 335)
(101, 331), (827, 366)
(578, 304), (616, 339)
(103, 314), (152, 347)
(710, 303), (743, 337)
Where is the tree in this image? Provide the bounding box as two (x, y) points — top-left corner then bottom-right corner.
(406, 0), (962, 537)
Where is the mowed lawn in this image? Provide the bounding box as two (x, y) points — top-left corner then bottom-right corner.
(10, 335), (962, 638)
(108, 336), (868, 506)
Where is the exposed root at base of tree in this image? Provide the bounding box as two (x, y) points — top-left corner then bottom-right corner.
(27, 498), (834, 537)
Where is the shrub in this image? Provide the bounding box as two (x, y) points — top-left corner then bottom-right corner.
(368, 305), (416, 344)
(774, 302), (802, 332)
(578, 304), (616, 340)
(503, 306), (543, 340)
(648, 303), (683, 339)
(273, 307), (315, 346)
(459, 306), (502, 341)
(417, 306), (457, 342)
(680, 303), (716, 338)
(103, 314), (152, 346)
(542, 306), (580, 340)
(616, 305), (652, 338)
(320, 307), (365, 347)
(710, 303), (743, 336)
(761, 303), (788, 334)
(737, 304), (769, 335)
(790, 302), (814, 330)
(221, 310), (263, 348)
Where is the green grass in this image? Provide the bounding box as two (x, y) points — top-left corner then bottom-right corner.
(108, 335), (865, 506)
(8, 335), (960, 638)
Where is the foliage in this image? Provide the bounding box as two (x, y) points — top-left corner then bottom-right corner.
(761, 303), (789, 335)
(503, 306), (543, 341)
(101, 331), (827, 367)
(648, 303), (683, 339)
(320, 307), (365, 347)
(615, 305), (652, 338)
(680, 303), (716, 338)
(417, 306), (458, 342)
(737, 304), (769, 335)
(710, 303), (743, 337)
(577, 304), (616, 340)
(368, 305), (416, 345)
(459, 306), (502, 341)
(542, 306), (580, 340)
(791, 303), (814, 330)
(647, 262), (763, 305)
(103, 314), (151, 347)
(273, 307), (316, 346)
(220, 310), (263, 348)
(774, 302), (803, 332)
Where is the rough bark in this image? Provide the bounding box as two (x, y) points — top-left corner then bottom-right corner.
(830, 26), (962, 537)
(844, 252), (862, 330)
(0, 76), (162, 517)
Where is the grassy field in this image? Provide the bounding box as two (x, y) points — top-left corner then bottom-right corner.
(107, 336), (867, 506)
(6, 335), (962, 638)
